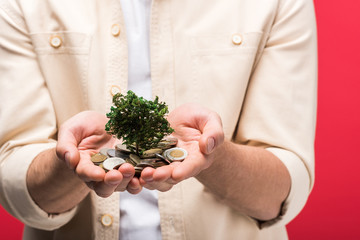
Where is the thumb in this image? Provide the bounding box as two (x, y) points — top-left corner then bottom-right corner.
(56, 125), (80, 170)
(199, 114), (224, 155)
(55, 111), (104, 169)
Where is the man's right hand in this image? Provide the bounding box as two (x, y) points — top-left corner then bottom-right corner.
(56, 111), (143, 197)
(27, 111), (143, 213)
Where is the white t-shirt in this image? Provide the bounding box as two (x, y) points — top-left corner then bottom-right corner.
(121, 0), (152, 101)
(118, 0), (161, 240)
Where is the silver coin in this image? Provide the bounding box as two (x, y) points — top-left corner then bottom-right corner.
(103, 157), (126, 171)
(129, 154), (141, 165)
(100, 148), (110, 156)
(158, 136), (178, 149)
(115, 144), (132, 154)
(140, 158), (158, 164)
(107, 149), (116, 157)
(162, 136), (178, 145)
(164, 147), (188, 161)
(157, 141), (176, 149)
(136, 162), (155, 169)
(141, 148), (163, 158)
(155, 153), (171, 164)
(157, 142), (171, 150)
(134, 167), (142, 178)
(134, 166), (144, 171)
(115, 149), (130, 158)
(153, 161), (168, 168)
(125, 157), (137, 167)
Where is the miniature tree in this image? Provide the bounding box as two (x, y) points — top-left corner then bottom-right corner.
(105, 90), (174, 155)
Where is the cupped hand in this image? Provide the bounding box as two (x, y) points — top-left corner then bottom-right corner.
(139, 103), (224, 191)
(56, 111), (142, 197)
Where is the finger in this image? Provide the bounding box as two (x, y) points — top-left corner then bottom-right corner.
(140, 166), (175, 192)
(139, 166), (171, 184)
(126, 178), (142, 194)
(171, 154), (207, 182)
(141, 166), (173, 182)
(114, 163), (135, 191)
(153, 165), (175, 182)
(141, 180), (173, 192)
(76, 153), (105, 182)
(104, 169), (124, 185)
(141, 183), (155, 190)
(165, 162), (182, 185)
(144, 182), (173, 192)
(138, 167), (156, 187)
(199, 113), (224, 155)
(93, 172), (121, 198)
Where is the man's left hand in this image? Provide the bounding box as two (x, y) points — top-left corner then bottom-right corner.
(139, 103), (224, 191)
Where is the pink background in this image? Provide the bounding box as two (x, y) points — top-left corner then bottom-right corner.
(287, 0), (360, 239)
(1, 0), (360, 239)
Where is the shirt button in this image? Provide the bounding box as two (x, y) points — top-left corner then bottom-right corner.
(110, 85), (121, 96)
(101, 214), (113, 227)
(111, 24), (121, 37)
(49, 35), (62, 48)
(232, 34), (242, 45)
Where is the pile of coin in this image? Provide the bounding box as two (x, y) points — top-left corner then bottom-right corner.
(90, 136), (187, 177)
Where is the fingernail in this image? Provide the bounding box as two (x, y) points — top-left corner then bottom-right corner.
(207, 138), (215, 154)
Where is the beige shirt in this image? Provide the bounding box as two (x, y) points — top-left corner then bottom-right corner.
(0, 0), (317, 239)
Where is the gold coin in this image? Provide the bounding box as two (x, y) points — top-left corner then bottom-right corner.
(91, 153), (108, 164)
(164, 147), (188, 161)
(169, 149), (184, 158)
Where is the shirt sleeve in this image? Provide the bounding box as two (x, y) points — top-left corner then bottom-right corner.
(234, 0), (317, 228)
(0, 1), (77, 230)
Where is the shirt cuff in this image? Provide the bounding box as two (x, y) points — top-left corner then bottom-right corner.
(0, 143), (78, 230)
(259, 147), (312, 229)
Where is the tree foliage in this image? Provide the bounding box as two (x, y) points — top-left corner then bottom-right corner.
(105, 90), (174, 155)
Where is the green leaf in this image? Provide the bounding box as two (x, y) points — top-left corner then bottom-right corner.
(105, 90), (174, 155)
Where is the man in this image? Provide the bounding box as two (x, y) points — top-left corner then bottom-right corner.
(0, 0), (317, 239)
